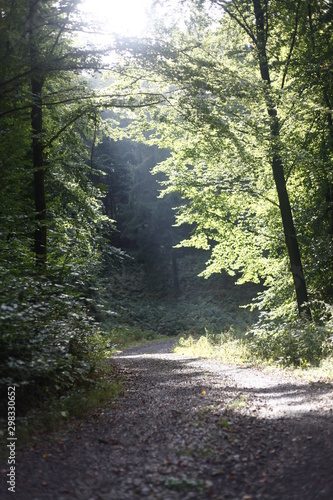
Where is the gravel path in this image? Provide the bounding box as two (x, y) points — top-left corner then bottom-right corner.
(1, 339), (333, 499)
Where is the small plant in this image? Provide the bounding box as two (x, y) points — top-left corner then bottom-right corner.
(218, 419), (230, 429)
(164, 476), (204, 491)
(227, 394), (247, 410)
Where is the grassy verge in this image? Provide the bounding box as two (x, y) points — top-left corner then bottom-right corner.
(173, 330), (333, 383)
(284, 356), (333, 383)
(174, 331), (252, 366)
(104, 326), (174, 354)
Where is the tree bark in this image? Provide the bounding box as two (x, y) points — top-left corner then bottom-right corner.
(172, 250), (180, 297)
(307, 1), (333, 257)
(252, 0), (311, 318)
(29, 0), (47, 270)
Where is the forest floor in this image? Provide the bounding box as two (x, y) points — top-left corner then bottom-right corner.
(1, 339), (333, 499)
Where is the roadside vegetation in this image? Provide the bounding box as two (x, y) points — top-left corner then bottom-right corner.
(1, 0), (333, 452)
(174, 324), (333, 383)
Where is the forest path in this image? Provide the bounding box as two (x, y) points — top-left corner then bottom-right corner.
(2, 339), (333, 499)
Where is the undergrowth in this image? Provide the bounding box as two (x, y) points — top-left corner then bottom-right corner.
(0, 360), (123, 455)
(174, 330), (251, 366)
(105, 326), (171, 353)
(0, 326), (172, 453)
(249, 319), (333, 368)
(101, 253), (259, 338)
(174, 321), (333, 382)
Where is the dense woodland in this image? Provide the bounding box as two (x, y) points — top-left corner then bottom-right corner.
(1, 0), (333, 413)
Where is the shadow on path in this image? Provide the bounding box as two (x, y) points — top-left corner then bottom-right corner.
(1, 340), (332, 499)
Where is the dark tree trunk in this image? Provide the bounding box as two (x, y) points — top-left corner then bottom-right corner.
(270, 119), (310, 317)
(31, 77), (46, 269)
(307, 1), (333, 259)
(172, 250), (180, 297)
(252, 0), (311, 319)
(29, 0), (47, 270)
(326, 113), (333, 262)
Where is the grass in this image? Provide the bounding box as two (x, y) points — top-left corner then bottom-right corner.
(174, 331), (252, 366)
(173, 331), (333, 383)
(104, 325), (174, 353)
(284, 356), (333, 383)
(164, 476), (205, 491)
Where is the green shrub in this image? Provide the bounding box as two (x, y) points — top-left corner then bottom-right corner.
(249, 312), (333, 367)
(174, 330), (252, 365)
(0, 273), (106, 408)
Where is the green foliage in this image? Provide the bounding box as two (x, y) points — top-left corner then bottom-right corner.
(0, 273), (106, 395)
(174, 314), (333, 373)
(0, 363), (123, 452)
(0, 0), (122, 409)
(1, 0), (333, 416)
(249, 303), (333, 367)
(114, 0), (333, 335)
(99, 251), (258, 339)
(174, 331), (252, 365)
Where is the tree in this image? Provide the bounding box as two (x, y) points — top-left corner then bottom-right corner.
(297, 0), (333, 289)
(0, 0), (172, 395)
(113, 0), (333, 320)
(0, 0), (116, 394)
(93, 135), (184, 296)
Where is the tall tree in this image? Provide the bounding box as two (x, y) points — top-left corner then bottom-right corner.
(302, 0), (333, 269)
(0, 0), (115, 393)
(1, 0), (97, 268)
(113, 0), (333, 319)
(251, 0), (310, 317)
(28, 0), (46, 268)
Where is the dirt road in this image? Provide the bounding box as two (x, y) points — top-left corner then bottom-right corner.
(1, 339), (333, 499)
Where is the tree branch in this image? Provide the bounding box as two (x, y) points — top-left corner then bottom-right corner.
(214, 0), (257, 45)
(281, 0), (301, 91)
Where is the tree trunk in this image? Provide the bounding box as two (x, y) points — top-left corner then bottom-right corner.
(252, 0), (311, 318)
(31, 77), (47, 269)
(171, 250), (180, 297)
(270, 117), (310, 317)
(29, 0), (47, 270)
(326, 113), (333, 263)
(307, 1), (333, 260)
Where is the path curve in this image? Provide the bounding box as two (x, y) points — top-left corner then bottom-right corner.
(1, 339), (333, 499)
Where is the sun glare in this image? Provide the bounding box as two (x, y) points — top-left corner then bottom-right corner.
(80, 0), (152, 38)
